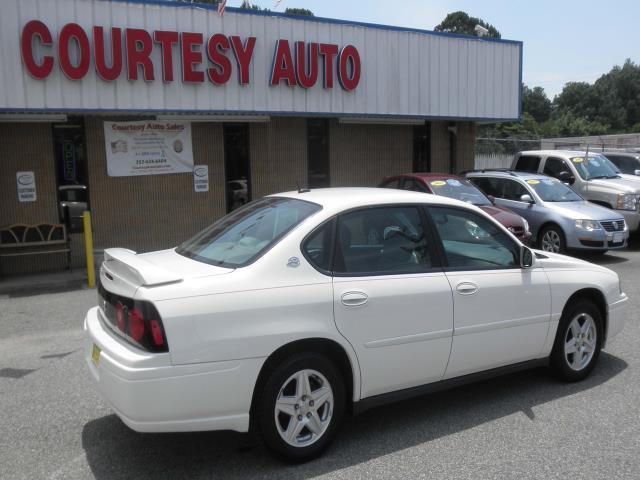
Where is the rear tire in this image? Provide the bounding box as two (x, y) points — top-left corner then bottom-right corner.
(550, 299), (603, 382)
(254, 352), (345, 463)
(538, 224), (566, 254)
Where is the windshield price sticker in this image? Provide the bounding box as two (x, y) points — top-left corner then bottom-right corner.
(527, 179), (540, 185)
(571, 157), (584, 163)
(446, 179), (462, 187)
(431, 180), (447, 186)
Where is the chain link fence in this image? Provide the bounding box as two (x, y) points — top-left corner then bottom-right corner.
(475, 134), (640, 170)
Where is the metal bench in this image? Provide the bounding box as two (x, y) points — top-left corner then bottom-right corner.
(0, 223), (71, 276)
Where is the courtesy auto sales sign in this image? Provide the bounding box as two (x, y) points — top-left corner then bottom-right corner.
(20, 20), (362, 91)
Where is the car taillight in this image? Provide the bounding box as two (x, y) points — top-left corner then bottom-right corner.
(116, 302), (126, 332)
(98, 285), (168, 353)
(128, 308), (146, 342)
(149, 319), (165, 347)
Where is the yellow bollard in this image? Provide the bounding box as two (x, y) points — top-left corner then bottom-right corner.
(83, 211), (96, 288)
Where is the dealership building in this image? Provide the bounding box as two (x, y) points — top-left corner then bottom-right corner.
(0, 0), (523, 275)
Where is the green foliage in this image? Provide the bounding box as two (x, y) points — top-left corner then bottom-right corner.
(523, 85), (552, 123)
(239, 1), (270, 10)
(434, 11), (501, 38)
(285, 8), (314, 16)
(480, 60), (640, 141)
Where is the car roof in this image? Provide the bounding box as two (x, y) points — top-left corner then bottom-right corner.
(272, 187), (475, 214)
(466, 170), (547, 180)
(601, 151), (640, 158)
(385, 172), (465, 181)
(518, 150), (606, 157)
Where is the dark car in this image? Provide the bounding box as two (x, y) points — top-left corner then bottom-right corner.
(379, 173), (532, 242)
(600, 151), (640, 176)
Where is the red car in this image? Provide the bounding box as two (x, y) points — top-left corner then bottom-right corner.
(379, 173), (532, 243)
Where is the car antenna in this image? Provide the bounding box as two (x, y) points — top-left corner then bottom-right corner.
(297, 183), (310, 194)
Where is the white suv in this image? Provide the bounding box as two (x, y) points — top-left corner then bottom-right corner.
(513, 150), (640, 231)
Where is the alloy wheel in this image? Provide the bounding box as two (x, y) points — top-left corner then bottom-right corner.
(563, 313), (597, 371)
(541, 230), (562, 252)
(274, 369), (334, 448)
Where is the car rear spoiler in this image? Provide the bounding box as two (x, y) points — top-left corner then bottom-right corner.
(103, 248), (183, 287)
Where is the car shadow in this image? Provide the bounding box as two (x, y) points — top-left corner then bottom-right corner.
(82, 352), (627, 480)
(574, 251), (629, 265)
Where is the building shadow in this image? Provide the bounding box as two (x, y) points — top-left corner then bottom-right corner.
(82, 352), (627, 480)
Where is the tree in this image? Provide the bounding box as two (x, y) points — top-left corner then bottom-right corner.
(285, 7), (314, 16)
(522, 85), (552, 123)
(239, 1), (269, 10)
(434, 11), (501, 38)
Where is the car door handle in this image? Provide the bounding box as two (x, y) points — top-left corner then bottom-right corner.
(341, 291), (368, 307)
(455, 282), (478, 296)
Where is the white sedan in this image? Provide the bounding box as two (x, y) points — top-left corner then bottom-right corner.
(85, 188), (627, 462)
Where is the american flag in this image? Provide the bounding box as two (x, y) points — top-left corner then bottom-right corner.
(217, 0), (227, 16)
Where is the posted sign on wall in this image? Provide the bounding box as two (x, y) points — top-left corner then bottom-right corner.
(104, 121), (193, 177)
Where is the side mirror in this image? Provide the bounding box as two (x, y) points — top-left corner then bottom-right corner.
(520, 246), (534, 268)
(487, 195), (496, 204)
(634, 169), (640, 176)
(520, 194), (534, 204)
(558, 171), (575, 185)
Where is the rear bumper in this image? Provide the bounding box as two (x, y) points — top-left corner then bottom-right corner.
(84, 307), (263, 433)
(606, 294), (628, 345)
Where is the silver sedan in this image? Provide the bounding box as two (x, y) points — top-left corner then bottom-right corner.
(467, 171), (629, 254)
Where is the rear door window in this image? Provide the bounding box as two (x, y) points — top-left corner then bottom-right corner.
(468, 177), (502, 197)
(334, 206), (434, 275)
(403, 179), (428, 193)
(543, 157), (571, 178)
(514, 155), (541, 172)
(380, 178), (400, 189)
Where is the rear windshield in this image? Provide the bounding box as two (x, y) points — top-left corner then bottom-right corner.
(176, 197), (321, 267)
(526, 177), (582, 202)
(428, 178), (492, 206)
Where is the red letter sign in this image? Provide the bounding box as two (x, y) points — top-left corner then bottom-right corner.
(318, 43), (339, 89)
(295, 42), (318, 89)
(94, 26), (123, 81)
(270, 40), (297, 86)
(230, 36), (256, 85)
(21, 20), (54, 79)
(58, 23), (91, 80)
(125, 28), (154, 81)
(181, 32), (205, 83)
(207, 34), (231, 85)
(338, 45), (361, 91)
(154, 31), (179, 82)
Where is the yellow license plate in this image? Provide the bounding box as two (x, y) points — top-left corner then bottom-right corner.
(91, 343), (101, 366)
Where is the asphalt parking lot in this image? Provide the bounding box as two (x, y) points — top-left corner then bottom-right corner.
(1, 241), (639, 480)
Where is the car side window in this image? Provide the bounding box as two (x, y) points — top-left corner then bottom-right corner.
(334, 206), (433, 275)
(428, 207), (519, 270)
(468, 177), (501, 197)
(501, 179), (529, 201)
(403, 179), (428, 193)
(543, 157), (570, 178)
(381, 179), (400, 189)
(302, 219), (335, 272)
(514, 155), (541, 172)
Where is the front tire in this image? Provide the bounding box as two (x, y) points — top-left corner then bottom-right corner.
(254, 352), (345, 462)
(539, 224), (566, 254)
(550, 299), (603, 382)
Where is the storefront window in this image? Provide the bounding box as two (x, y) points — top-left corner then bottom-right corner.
(223, 124), (251, 213)
(308, 119), (329, 188)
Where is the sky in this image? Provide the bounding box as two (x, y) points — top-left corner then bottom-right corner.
(227, 0), (639, 99)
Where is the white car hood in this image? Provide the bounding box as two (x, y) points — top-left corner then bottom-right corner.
(587, 177), (640, 193)
(534, 249), (614, 275)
